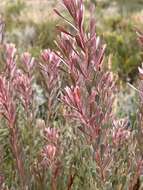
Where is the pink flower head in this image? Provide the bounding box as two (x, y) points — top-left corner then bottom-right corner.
(112, 118), (130, 146)
(0, 77), (16, 127)
(41, 144), (56, 165)
(112, 127), (130, 146)
(14, 71), (32, 111)
(41, 49), (60, 66)
(21, 52), (35, 72)
(40, 49), (60, 90)
(5, 43), (17, 78)
(43, 127), (59, 144)
(41, 49), (51, 62)
(62, 0), (84, 30)
(5, 43), (16, 59)
(63, 86), (82, 111)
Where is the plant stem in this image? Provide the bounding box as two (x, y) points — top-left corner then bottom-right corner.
(10, 126), (26, 190)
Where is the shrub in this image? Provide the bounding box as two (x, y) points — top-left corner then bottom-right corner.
(0, 0), (143, 190)
(103, 19), (141, 83)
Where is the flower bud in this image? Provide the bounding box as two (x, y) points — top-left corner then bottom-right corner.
(42, 144), (56, 161)
(43, 127), (59, 143)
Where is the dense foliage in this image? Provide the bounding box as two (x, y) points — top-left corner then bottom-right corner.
(0, 0), (143, 190)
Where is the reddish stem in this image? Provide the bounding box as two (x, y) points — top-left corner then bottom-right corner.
(9, 126), (26, 190)
(67, 173), (76, 190)
(51, 174), (57, 190)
